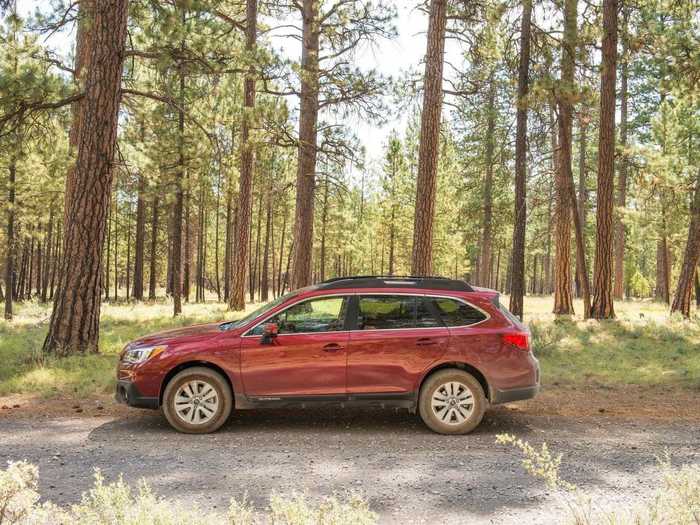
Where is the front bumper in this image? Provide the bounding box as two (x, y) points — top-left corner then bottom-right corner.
(115, 380), (159, 409)
(491, 384), (540, 404)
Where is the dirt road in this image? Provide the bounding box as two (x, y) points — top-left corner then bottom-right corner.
(1, 406), (698, 524)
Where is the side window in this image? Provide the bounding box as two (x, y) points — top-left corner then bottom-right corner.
(431, 298), (487, 327)
(358, 295), (416, 330)
(249, 296), (347, 335)
(417, 298), (444, 328)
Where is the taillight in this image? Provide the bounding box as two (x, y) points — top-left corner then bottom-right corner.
(502, 332), (530, 351)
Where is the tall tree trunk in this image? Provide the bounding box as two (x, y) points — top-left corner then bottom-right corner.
(291, 0), (320, 289)
(277, 211), (287, 297)
(553, 0), (579, 316)
(613, 8), (630, 300)
(575, 113), (588, 297)
(104, 200), (111, 300)
(43, 0), (128, 354)
(261, 192), (271, 301)
(132, 174), (146, 300)
(183, 179), (191, 303)
(41, 203), (55, 302)
(223, 174), (233, 302)
(479, 73), (497, 287)
(590, 0), (618, 319)
(63, 0), (95, 224)
(509, 0), (532, 319)
(230, 0), (257, 309)
(671, 169), (700, 317)
(320, 172), (329, 282)
(4, 149), (16, 320)
(214, 168), (222, 301)
(251, 190), (263, 301)
(148, 195), (158, 300)
(411, 0), (447, 276)
(172, 16), (187, 316)
(113, 201), (119, 301)
(126, 207), (131, 300)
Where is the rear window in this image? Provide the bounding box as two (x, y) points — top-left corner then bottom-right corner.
(430, 298), (487, 327)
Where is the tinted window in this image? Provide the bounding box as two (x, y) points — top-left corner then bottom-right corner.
(431, 298), (487, 326)
(417, 298), (444, 328)
(358, 296), (415, 330)
(249, 296), (347, 335)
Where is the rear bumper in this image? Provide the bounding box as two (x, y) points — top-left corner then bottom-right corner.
(115, 380), (159, 409)
(491, 384), (540, 404)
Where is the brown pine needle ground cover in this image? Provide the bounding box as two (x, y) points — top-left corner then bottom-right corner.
(1, 296), (699, 421)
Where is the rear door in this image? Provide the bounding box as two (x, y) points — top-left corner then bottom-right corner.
(240, 295), (350, 396)
(346, 294), (449, 394)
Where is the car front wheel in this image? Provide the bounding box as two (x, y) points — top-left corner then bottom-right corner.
(418, 369), (486, 435)
(162, 367), (233, 434)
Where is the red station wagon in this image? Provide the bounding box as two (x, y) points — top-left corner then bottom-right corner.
(116, 276), (540, 434)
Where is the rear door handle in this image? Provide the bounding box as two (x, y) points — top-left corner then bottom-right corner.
(322, 343), (344, 352)
(416, 338), (438, 347)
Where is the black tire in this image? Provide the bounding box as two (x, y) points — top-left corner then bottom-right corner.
(418, 369), (486, 435)
(162, 367), (233, 434)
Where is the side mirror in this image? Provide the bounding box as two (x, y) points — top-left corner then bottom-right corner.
(261, 322), (279, 345)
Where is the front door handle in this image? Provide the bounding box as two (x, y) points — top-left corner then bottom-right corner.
(416, 338), (438, 347)
(322, 343), (344, 352)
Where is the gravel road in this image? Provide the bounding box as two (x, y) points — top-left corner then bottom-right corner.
(1, 407), (698, 524)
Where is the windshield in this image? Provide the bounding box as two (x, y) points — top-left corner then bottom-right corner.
(220, 291), (298, 331)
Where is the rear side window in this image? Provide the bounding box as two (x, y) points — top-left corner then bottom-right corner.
(430, 298), (487, 327)
(356, 295), (442, 330)
(358, 296), (415, 330)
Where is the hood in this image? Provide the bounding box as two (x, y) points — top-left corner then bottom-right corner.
(129, 322), (225, 348)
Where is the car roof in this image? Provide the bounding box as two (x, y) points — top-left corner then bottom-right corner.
(312, 276), (475, 293)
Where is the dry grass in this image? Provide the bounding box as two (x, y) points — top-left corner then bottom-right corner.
(1, 296), (698, 409)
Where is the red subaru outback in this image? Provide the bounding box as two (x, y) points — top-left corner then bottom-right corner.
(116, 276), (539, 434)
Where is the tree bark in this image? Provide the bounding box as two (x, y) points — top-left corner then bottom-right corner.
(320, 172), (329, 281)
(132, 174), (146, 300)
(553, 0), (579, 316)
(291, 0), (320, 289)
(574, 112), (588, 297)
(509, 0), (532, 320)
(261, 191), (271, 301)
(230, 0), (257, 309)
(613, 8), (630, 301)
(671, 170), (700, 317)
(172, 15), (187, 316)
(590, 0), (618, 319)
(43, 0), (128, 354)
(4, 149), (16, 320)
(479, 73), (497, 287)
(63, 0), (95, 224)
(41, 203), (55, 302)
(148, 195), (158, 300)
(411, 0), (447, 276)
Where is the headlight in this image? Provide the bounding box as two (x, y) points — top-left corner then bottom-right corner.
(122, 345), (167, 363)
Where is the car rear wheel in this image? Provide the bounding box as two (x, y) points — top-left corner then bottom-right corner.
(162, 367), (232, 434)
(418, 369), (486, 435)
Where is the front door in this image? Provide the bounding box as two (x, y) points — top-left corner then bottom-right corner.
(347, 295), (449, 394)
(240, 295), (350, 397)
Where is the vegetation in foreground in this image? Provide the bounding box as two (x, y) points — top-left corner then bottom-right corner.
(497, 433), (700, 525)
(0, 461), (376, 525)
(1, 439), (699, 524)
(0, 296), (698, 401)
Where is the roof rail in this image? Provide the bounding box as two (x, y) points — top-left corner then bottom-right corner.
(316, 275), (474, 292)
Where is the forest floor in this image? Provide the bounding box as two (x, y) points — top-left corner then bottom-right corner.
(1, 296), (699, 522)
(1, 405), (698, 524)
